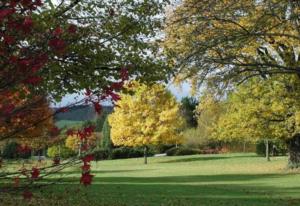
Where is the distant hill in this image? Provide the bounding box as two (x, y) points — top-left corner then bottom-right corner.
(54, 105), (113, 122)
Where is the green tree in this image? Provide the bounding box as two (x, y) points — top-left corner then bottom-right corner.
(101, 117), (113, 155)
(96, 111), (109, 132)
(108, 82), (185, 164)
(181, 97), (198, 128)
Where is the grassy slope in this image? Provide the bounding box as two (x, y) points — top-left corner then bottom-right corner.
(55, 120), (84, 129)
(41, 153), (300, 206)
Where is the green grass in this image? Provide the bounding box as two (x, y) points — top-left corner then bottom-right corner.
(55, 120), (84, 129)
(36, 153), (300, 206)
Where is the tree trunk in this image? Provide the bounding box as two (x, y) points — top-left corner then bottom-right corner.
(144, 146), (148, 165)
(287, 135), (300, 169)
(265, 139), (270, 161)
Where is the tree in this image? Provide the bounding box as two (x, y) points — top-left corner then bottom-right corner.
(95, 110), (110, 132)
(180, 97), (198, 128)
(164, 1), (300, 87)
(195, 93), (224, 143)
(212, 75), (300, 167)
(1, 0), (170, 141)
(65, 134), (97, 155)
(0, 0), (171, 199)
(108, 82), (185, 164)
(101, 117), (113, 153)
(0, 91), (55, 148)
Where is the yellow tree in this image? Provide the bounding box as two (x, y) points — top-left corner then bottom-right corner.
(65, 134), (97, 155)
(108, 82), (185, 164)
(212, 75), (300, 167)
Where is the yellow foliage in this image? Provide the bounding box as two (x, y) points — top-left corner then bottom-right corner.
(65, 134), (97, 152)
(163, 0), (300, 87)
(108, 82), (185, 147)
(213, 75), (300, 142)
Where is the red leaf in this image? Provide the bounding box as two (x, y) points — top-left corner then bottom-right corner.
(93, 102), (102, 114)
(80, 172), (93, 186)
(48, 38), (66, 53)
(0, 9), (15, 21)
(110, 92), (121, 101)
(81, 164), (91, 172)
(111, 82), (123, 90)
(68, 24), (77, 34)
(82, 154), (94, 163)
(31, 167), (40, 179)
(53, 27), (63, 36)
(84, 126), (95, 136)
(3, 104), (15, 114)
(53, 156), (60, 165)
(85, 88), (92, 96)
(3, 35), (15, 45)
(66, 129), (74, 136)
(58, 107), (69, 113)
(24, 76), (43, 85)
(120, 67), (129, 81)
(34, 0), (43, 6)
(22, 17), (33, 32)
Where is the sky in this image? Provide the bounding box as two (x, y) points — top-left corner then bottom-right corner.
(54, 82), (192, 107)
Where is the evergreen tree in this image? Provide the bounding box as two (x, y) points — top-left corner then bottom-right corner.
(101, 117), (113, 152)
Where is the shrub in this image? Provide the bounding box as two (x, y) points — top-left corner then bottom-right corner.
(93, 148), (110, 161)
(111, 147), (154, 159)
(166, 147), (200, 156)
(2, 142), (18, 159)
(256, 140), (287, 156)
(47, 145), (76, 158)
(2, 142), (31, 159)
(150, 144), (175, 154)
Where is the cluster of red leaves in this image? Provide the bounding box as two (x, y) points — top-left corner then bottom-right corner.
(84, 67), (129, 114)
(31, 167), (40, 179)
(72, 126), (96, 186)
(80, 154), (94, 186)
(0, 1), (49, 88)
(15, 166), (41, 199)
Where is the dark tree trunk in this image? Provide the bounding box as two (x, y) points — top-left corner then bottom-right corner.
(144, 146), (148, 165)
(287, 135), (300, 169)
(265, 139), (270, 161)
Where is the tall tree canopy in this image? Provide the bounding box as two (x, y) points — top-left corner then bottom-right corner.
(1, 0), (171, 145)
(164, 0), (300, 87)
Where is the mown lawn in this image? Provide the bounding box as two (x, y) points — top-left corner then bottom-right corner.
(2, 153), (300, 205)
(33, 153), (300, 206)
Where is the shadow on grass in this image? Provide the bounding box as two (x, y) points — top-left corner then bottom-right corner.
(160, 156), (229, 163)
(160, 154), (256, 163)
(42, 173), (296, 184)
(57, 169), (155, 176)
(40, 173), (300, 206)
